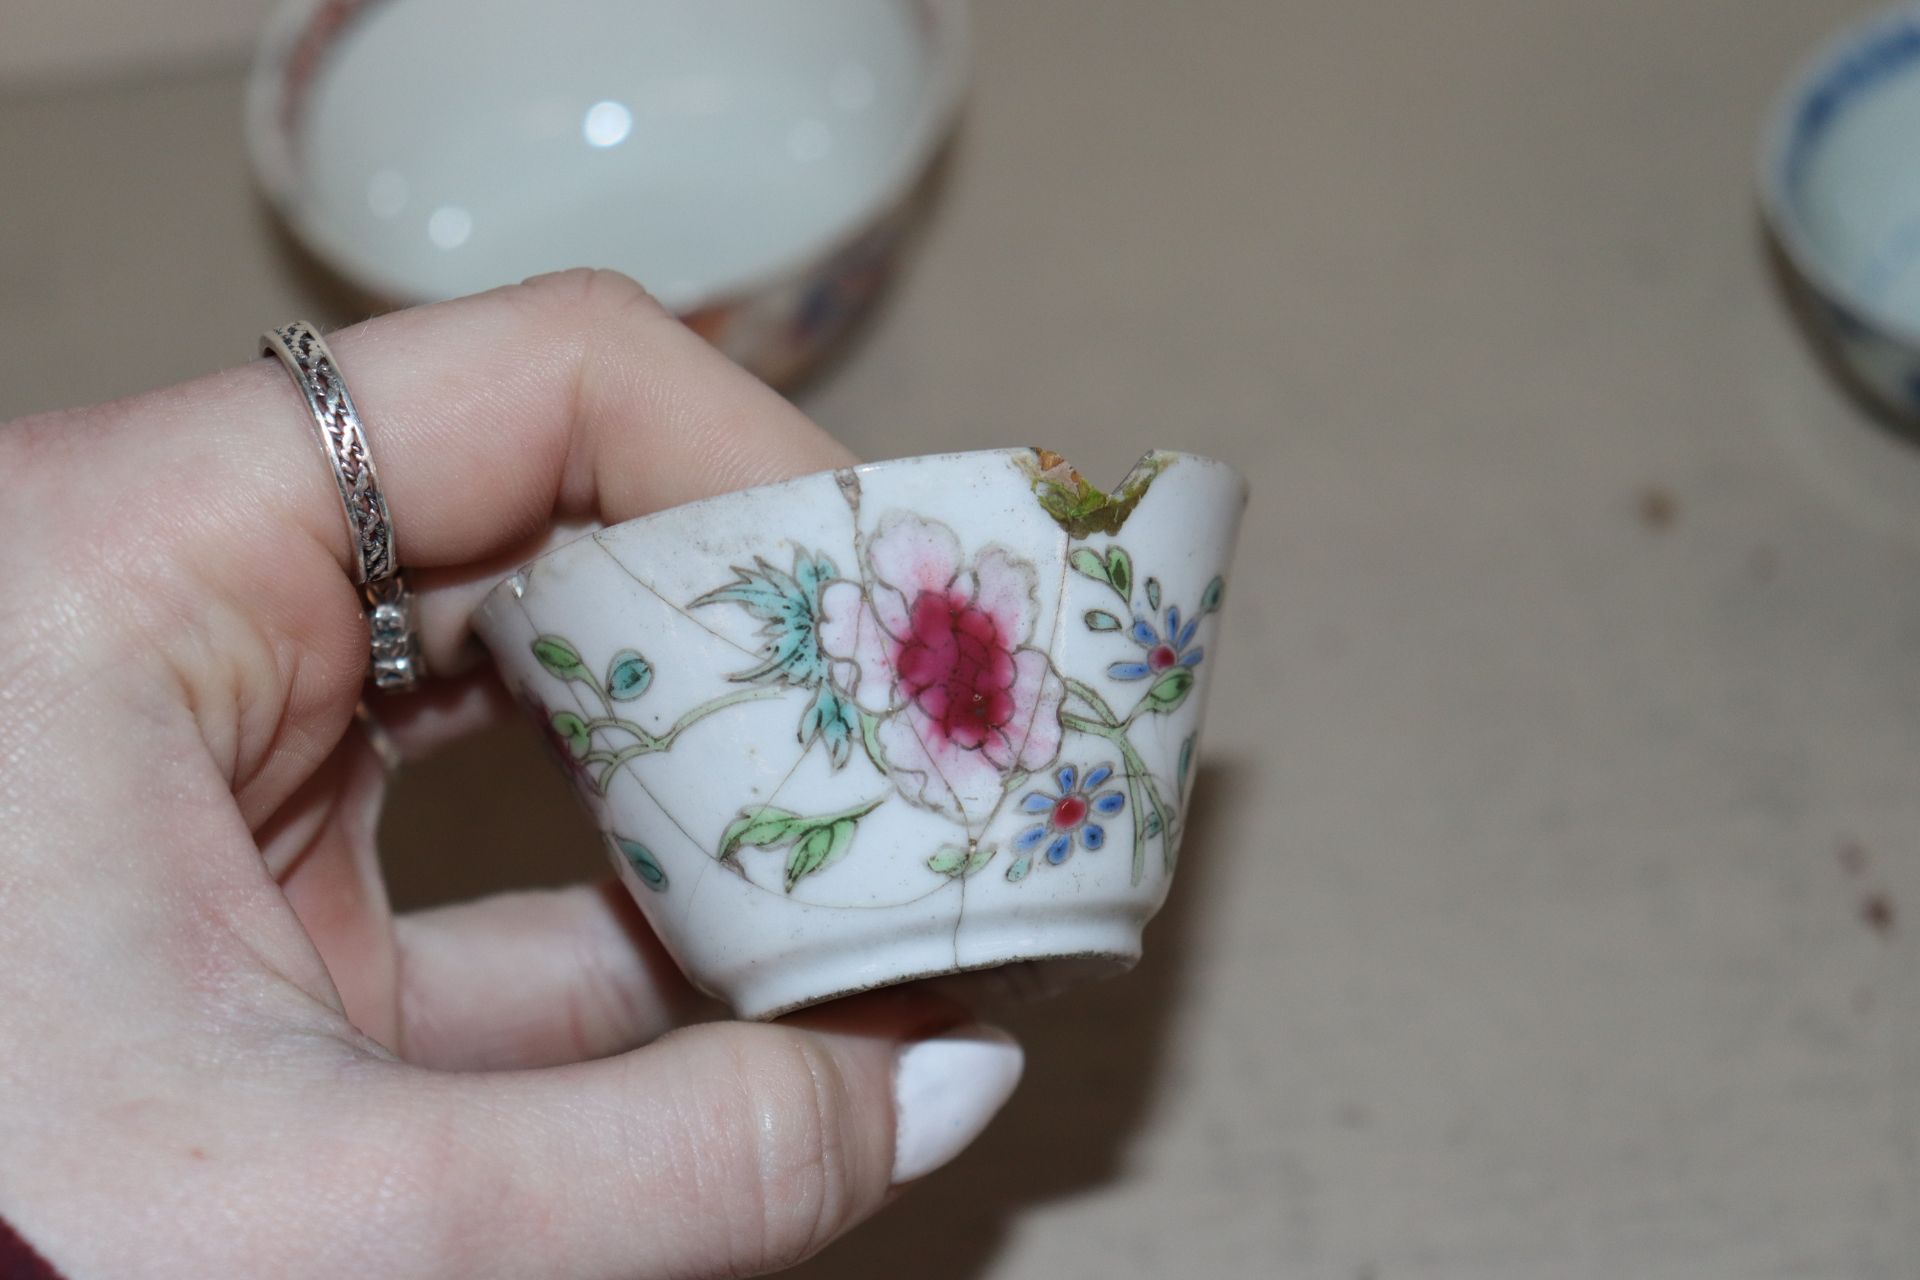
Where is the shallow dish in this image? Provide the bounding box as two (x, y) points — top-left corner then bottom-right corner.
(1761, 4), (1920, 422)
(474, 447), (1247, 1018)
(247, 0), (968, 386)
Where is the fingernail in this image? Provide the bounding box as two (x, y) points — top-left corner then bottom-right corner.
(891, 1024), (1024, 1183)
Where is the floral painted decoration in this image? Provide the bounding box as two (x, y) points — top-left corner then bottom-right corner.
(518, 456), (1229, 898)
(1107, 603), (1203, 681)
(1008, 763), (1127, 881)
(521, 635), (778, 795)
(817, 513), (1065, 832)
(608, 833), (669, 892)
(694, 551), (872, 770)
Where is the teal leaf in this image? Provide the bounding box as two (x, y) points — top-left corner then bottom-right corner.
(800, 685), (858, 769)
(1200, 575), (1226, 615)
(1106, 548), (1133, 601)
(606, 649), (653, 700)
(531, 635), (587, 681)
(1143, 668), (1195, 714)
(1144, 810), (1163, 838)
(1178, 733), (1196, 796)
(1006, 852), (1033, 883)
(693, 551), (839, 687)
(1085, 609), (1123, 632)
(614, 836), (669, 891)
(550, 710), (590, 757)
(1068, 546), (1110, 586)
(1146, 577), (1161, 612)
(794, 551), (838, 599)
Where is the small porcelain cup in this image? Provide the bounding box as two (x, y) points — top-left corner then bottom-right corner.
(246, 0), (968, 386)
(1761, 5), (1920, 423)
(474, 448), (1247, 1019)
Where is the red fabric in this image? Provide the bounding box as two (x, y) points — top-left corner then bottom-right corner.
(0, 1215), (63, 1280)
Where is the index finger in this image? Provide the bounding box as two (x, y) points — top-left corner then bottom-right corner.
(5, 269), (853, 806)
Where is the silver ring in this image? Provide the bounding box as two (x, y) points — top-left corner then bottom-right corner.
(261, 321), (424, 693)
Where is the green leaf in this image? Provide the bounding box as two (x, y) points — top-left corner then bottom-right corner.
(1144, 810), (1163, 838)
(1106, 548), (1133, 600)
(1143, 668), (1195, 714)
(927, 844), (968, 875)
(531, 635), (587, 681)
(1006, 852), (1033, 883)
(1068, 547), (1110, 586)
(858, 708), (889, 773)
(606, 649), (653, 700)
(550, 711), (590, 757)
(718, 795), (884, 876)
(928, 843), (998, 877)
(1085, 609), (1123, 632)
(1200, 575), (1226, 615)
(1146, 577), (1161, 611)
(614, 836), (669, 891)
(1178, 733), (1196, 795)
(786, 819), (855, 891)
(718, 806), (802, 864)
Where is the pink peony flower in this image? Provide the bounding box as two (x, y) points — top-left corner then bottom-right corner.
(818, 514), (1065, 828)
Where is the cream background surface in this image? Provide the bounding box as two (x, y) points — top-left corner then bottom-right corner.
(2, 3), (1916, 1277)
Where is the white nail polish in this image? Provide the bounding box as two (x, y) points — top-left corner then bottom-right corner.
(891, 1025), (1024, 1183)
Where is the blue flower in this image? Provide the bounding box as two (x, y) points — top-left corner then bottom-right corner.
(1012, 764), (1126, 868)
(1106, 603), (1204, 681)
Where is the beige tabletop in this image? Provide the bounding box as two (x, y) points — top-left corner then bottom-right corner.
(5, 2), (1919, 1276)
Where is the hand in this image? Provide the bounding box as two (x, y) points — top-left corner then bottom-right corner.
(0, 271), (1023, 1279)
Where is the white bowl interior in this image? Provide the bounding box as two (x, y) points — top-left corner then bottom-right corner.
(287, 0), (945, 305)
(1776, 13), (1920, 332)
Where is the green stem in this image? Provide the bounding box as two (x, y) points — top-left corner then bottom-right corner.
(584, 716), (650, 742)
(655, 686), (784, 750)
(1063, 678), (1122, 726)
(1122, 697), (1177, 731)
(1060, 710), (1175, 884)
(1123, 771), (1149, 885)
(795, 793), (888, 826)
(578, 671), (613, 715)
(592, 686), (785, 792)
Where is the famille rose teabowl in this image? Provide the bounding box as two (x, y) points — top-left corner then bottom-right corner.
(476, 448), (1246, 1018)
(247, 0), (969, 388)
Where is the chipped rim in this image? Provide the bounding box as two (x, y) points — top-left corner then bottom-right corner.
(477, 446), (1249, 619)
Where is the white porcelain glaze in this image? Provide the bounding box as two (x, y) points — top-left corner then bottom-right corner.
(246, 0), (968, 384)
(1762, 5), (1920, 420)
(474, 448), (1247, 1018)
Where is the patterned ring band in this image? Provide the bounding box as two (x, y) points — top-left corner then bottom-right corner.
(261, 321), (424, 693)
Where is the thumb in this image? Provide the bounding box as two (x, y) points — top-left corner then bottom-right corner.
(381, 994), (1023, 1279)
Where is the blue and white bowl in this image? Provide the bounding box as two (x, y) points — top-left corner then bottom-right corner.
(1762, 5), (1920, 422)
